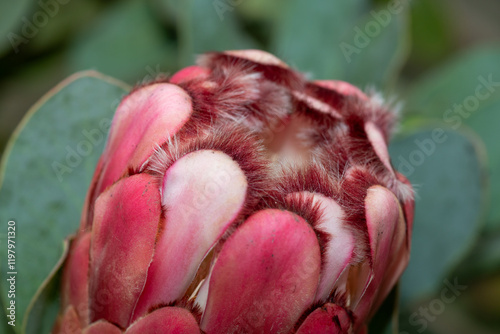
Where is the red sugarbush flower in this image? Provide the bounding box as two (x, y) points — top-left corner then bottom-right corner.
(54, 50), (414, 334)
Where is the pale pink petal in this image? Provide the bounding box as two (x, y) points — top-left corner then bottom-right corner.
(372, 176), (411, 314)
(93, 83), (192, 201)
(288, 192), (355, 302)
(133, 150), (247, 319)
(397, 172), (415, 240)
(365, 121), (394, 174)
(354, 185), (405, 325)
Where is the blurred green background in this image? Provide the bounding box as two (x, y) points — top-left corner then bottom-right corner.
(1, 0), (500, 333)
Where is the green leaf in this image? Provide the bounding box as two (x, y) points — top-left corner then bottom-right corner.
(0, 0), (31, 56)
(169, 0), (258, 67)
(407, 0), (453, 69)
(405, 46), (500, 117)
(24, 237), (70, 334)
(271, 0), (410, 89)
(0, 71), (129, 331)
(28, 1), (101, 54)
(68, 0), (177, 83)
(405, 46), (500, 228)
(389, 127), (487, 304)
(466, 99), (500, 229)
(343, 3), (410, 90)
(271, 0), (368, 80)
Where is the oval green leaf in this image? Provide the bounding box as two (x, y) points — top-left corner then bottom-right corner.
(343, 3), (410, 91)
(389, 127), (487, 304)
(271, 0), (410, 90)
(271, 0), (368, 80)
(405, 46), (500, 228)
(24, 237), (71, 334)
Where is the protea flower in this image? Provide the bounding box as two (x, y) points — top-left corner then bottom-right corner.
(54, 50), (414, 334)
